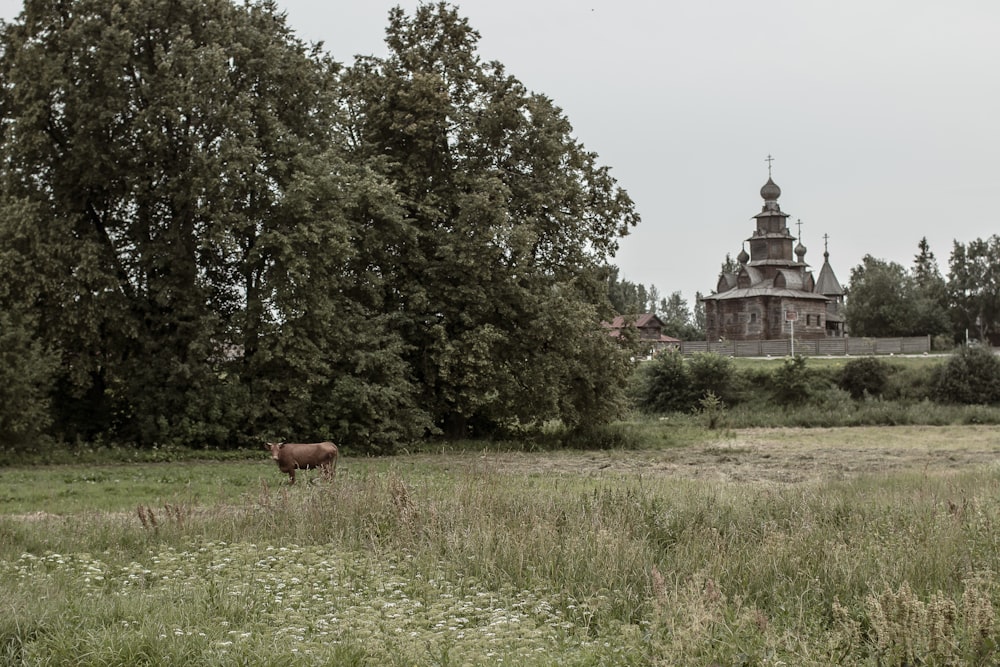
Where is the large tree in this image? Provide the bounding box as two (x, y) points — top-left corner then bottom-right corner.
(0, 0), (421, 448)
(657, 291), (702, 340)
(1, 0), (639, 448)
(845, 255), (921, 337)
(340, 3), (638, 437)
(948, 235), (1000, 344)
(910, 237), (950, 340)
(606, 267), (649, 315)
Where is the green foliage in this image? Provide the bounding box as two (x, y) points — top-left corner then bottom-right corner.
(630, 352), (1000, 425)
(846, 241), (952, 339)
(339, 3), (638, 438)
(0, 0), (346, 447)
(637, 351), (738, 415)
(846, 255), (922, 336)
(931, 345), (1000, 405)
(932, 333), (957, 351)
(657, 290), (704, 340)
(884, 363), (935, 402)
(639, 350), (693, 413)
(771, 355), (814, 405)
(698, 391), (725, 429)
(686, 352), (738, 405)
(910, 237), (951, 338)
(838, 356), (891, 400)
(0, 309), (57, 451)
(606, 266), (649, 315)
(948, 235), (1000, 344)
(0, 1), (637, 452)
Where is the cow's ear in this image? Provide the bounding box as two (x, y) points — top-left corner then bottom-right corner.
(278, 442), (286, 449)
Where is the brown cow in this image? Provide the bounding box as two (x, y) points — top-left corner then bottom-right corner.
(265, 441), (339, 484)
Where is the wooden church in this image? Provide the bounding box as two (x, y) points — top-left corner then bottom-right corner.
(702, 170), (845, 342)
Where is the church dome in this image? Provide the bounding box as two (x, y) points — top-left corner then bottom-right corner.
(760, 177), (781, 201)
(795, 241), (807, 260)
(737, 247), (750, 265)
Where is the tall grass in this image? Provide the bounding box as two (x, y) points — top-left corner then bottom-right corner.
(2, 457), (999, 664)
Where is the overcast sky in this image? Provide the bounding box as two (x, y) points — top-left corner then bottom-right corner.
(3, 1), (998, 306)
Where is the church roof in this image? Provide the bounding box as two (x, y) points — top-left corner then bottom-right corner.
(760, 177), (781, 201)
(702, 286), (828, 301)
(815, 254), (844, 296)
(774, 269), (806, 291)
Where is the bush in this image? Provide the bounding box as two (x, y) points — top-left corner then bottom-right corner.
(884, 363), (935, 402)
(639, 349), (693, 413)
(931, 345), (1000, 405)
(687, 353), (738, 405)
(932, 334), (956, 352)
(771, 356), (813, 406)
(838, 356), (891, 400)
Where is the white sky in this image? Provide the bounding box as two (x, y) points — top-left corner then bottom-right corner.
(3, 0), (998, 305)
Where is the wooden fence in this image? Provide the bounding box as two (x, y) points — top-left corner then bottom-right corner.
(676, 335), (931, 358)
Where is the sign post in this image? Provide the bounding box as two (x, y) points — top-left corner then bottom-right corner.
(785, 310), (797, 356)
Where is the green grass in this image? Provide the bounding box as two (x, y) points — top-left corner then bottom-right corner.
(2, 435), (1000, 665)
(0, 461), (264, 514)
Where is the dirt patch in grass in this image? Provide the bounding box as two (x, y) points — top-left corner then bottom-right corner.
(412, 425), (1000, 485)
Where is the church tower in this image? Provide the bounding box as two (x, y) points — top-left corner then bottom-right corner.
(702, 162), (844, 341)
(815, 235), (846, 336)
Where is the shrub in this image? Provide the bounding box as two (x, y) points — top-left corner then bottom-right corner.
(838, 356), (891, 400)
(735, 365), (771, 402)
(639, 350), (694, 413)
(687, 353), (738, 405)
(771, 356), (813, 406)
(884, 363), (935, 402)
(931, 345), (1000, 405)
(698, 391), (726, 429)
(932, 334), (956, 352)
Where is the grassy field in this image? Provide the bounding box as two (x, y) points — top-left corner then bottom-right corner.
(3, 425), (1000, 665)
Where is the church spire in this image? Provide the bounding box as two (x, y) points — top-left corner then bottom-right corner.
(815, 234), (844, 296)
(760, 155), (781, 207)
(795, 218), (807, 262)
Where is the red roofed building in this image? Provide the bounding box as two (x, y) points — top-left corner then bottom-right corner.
(604, 313), (681, 356)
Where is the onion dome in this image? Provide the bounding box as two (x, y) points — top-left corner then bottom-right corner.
(795, 241), (807, 261)
(737, 246), (750, 265)
(760, 177), (781, 202)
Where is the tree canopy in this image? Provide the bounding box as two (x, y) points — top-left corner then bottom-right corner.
(846, 238), (997, 344)
(948, 235), (1000, 344)
(846, 256), (909, 337)
(0, 0), (638, 451)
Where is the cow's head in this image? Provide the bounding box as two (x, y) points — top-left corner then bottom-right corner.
(265, 442), (285, 459)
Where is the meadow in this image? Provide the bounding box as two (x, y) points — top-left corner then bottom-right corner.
(3, 423), (1000, 665)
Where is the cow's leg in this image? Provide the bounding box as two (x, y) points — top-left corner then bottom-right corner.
(288, 469), (296, 485)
